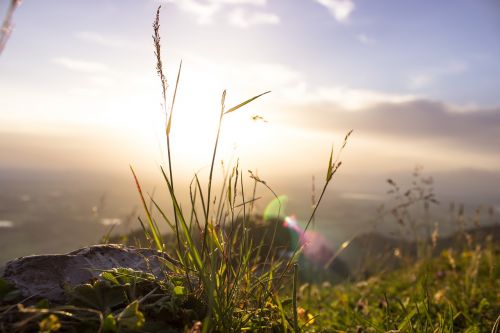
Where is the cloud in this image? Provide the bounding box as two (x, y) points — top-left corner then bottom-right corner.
(164, 56), (498, 158)
(76, 31), (130, 48)
(179, 55), (416, 111)
(52, 57), (109, 73)
(213, 0), (266, 4)
(306, 87), (415, 110)
(170, 0), (221, 25)
(225, 62), (414, 109)
(286, 99), (500, 154)
(408, 74), (433, 89)
(170, 0), (271, 25)
(228, 8), (280, 28)
(268, 77), (417, 110)
(409, 60), (468, 89)
(314, 0), (355, 22)
(356, 33), (376, 45)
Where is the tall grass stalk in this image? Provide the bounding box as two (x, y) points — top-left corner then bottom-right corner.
(292, 264), (299, 332)
(0, 0), (21, 55)
(130, 7), (348, 331)
(274, 130), (352, 290)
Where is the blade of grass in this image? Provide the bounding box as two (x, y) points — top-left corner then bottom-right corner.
(292, 264), (299, 333)
(130, 166), (163, 251)
(224, 91), (271, 114)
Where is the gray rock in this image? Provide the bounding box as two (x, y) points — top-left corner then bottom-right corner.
(1, 244), (178, 302)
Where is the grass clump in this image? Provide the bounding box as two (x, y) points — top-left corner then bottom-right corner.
(123, 6), (348, 332)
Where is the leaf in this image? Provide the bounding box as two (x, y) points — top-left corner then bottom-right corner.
(130, 166), (163, 252)
(35, 299), (50, 309)
(0, 277), (14, 299)
(118, 300), (145, 330)
(3, 289), (22, 302)
(224, 91), (270, 114)
(166, 60), (182, 136)
(101, 271), (120, 285)
(326, 145), (333, 182)
(70, 283), (102, 309)
(70, 281), (126, 312)
(173, 285), (187, 297)
(38, 314), (61, 333)
(398, 308), (417, 330)
(227, 180), (232, 206)
(103, 314), (118, 333)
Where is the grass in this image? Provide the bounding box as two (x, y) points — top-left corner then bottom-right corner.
(0, 5), (499, 333)
(298, 239), (499, 332)
(124, 6), (352, 332)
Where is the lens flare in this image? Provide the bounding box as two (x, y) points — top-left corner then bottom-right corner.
(263, 195), (288, 222)
(282, 215), (334, 266)
(283, 215), (301, 233)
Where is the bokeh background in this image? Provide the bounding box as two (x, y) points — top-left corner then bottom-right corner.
(1, 0), (499, 264)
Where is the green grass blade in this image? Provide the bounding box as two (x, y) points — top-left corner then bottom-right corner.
(130, 166), (163, 251)
(149, 195), (175, 230)
(223, 91), (270, 114)
(166, 60), (182, 136)
(292, 264), (299, 333)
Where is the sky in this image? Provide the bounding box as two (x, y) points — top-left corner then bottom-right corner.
(1, 0), (500, 200)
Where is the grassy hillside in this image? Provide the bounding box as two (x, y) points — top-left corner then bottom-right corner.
(1, 7), (499, 333)
(299, 240), (499, 332)
(1, 229), (498, 332)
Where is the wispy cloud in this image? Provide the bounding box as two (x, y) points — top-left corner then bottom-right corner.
(230, 62), (414, 110)
(170, 0), (221, 25)
(308, 87), (415, 110)
(409, 60), (468, 89)
(213, 0), (266, 4)
(314, 0), (355, 23)
(408, 73), (433, 89)
(286, 99), (500, 155)
(169, 0), (277, 26)
(356, 33), (376, 45)
(277, 83), (416, 111)
(180, 55), (416, 111)
(228, 8), (280, 28)
(52, 57), (109, 73)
